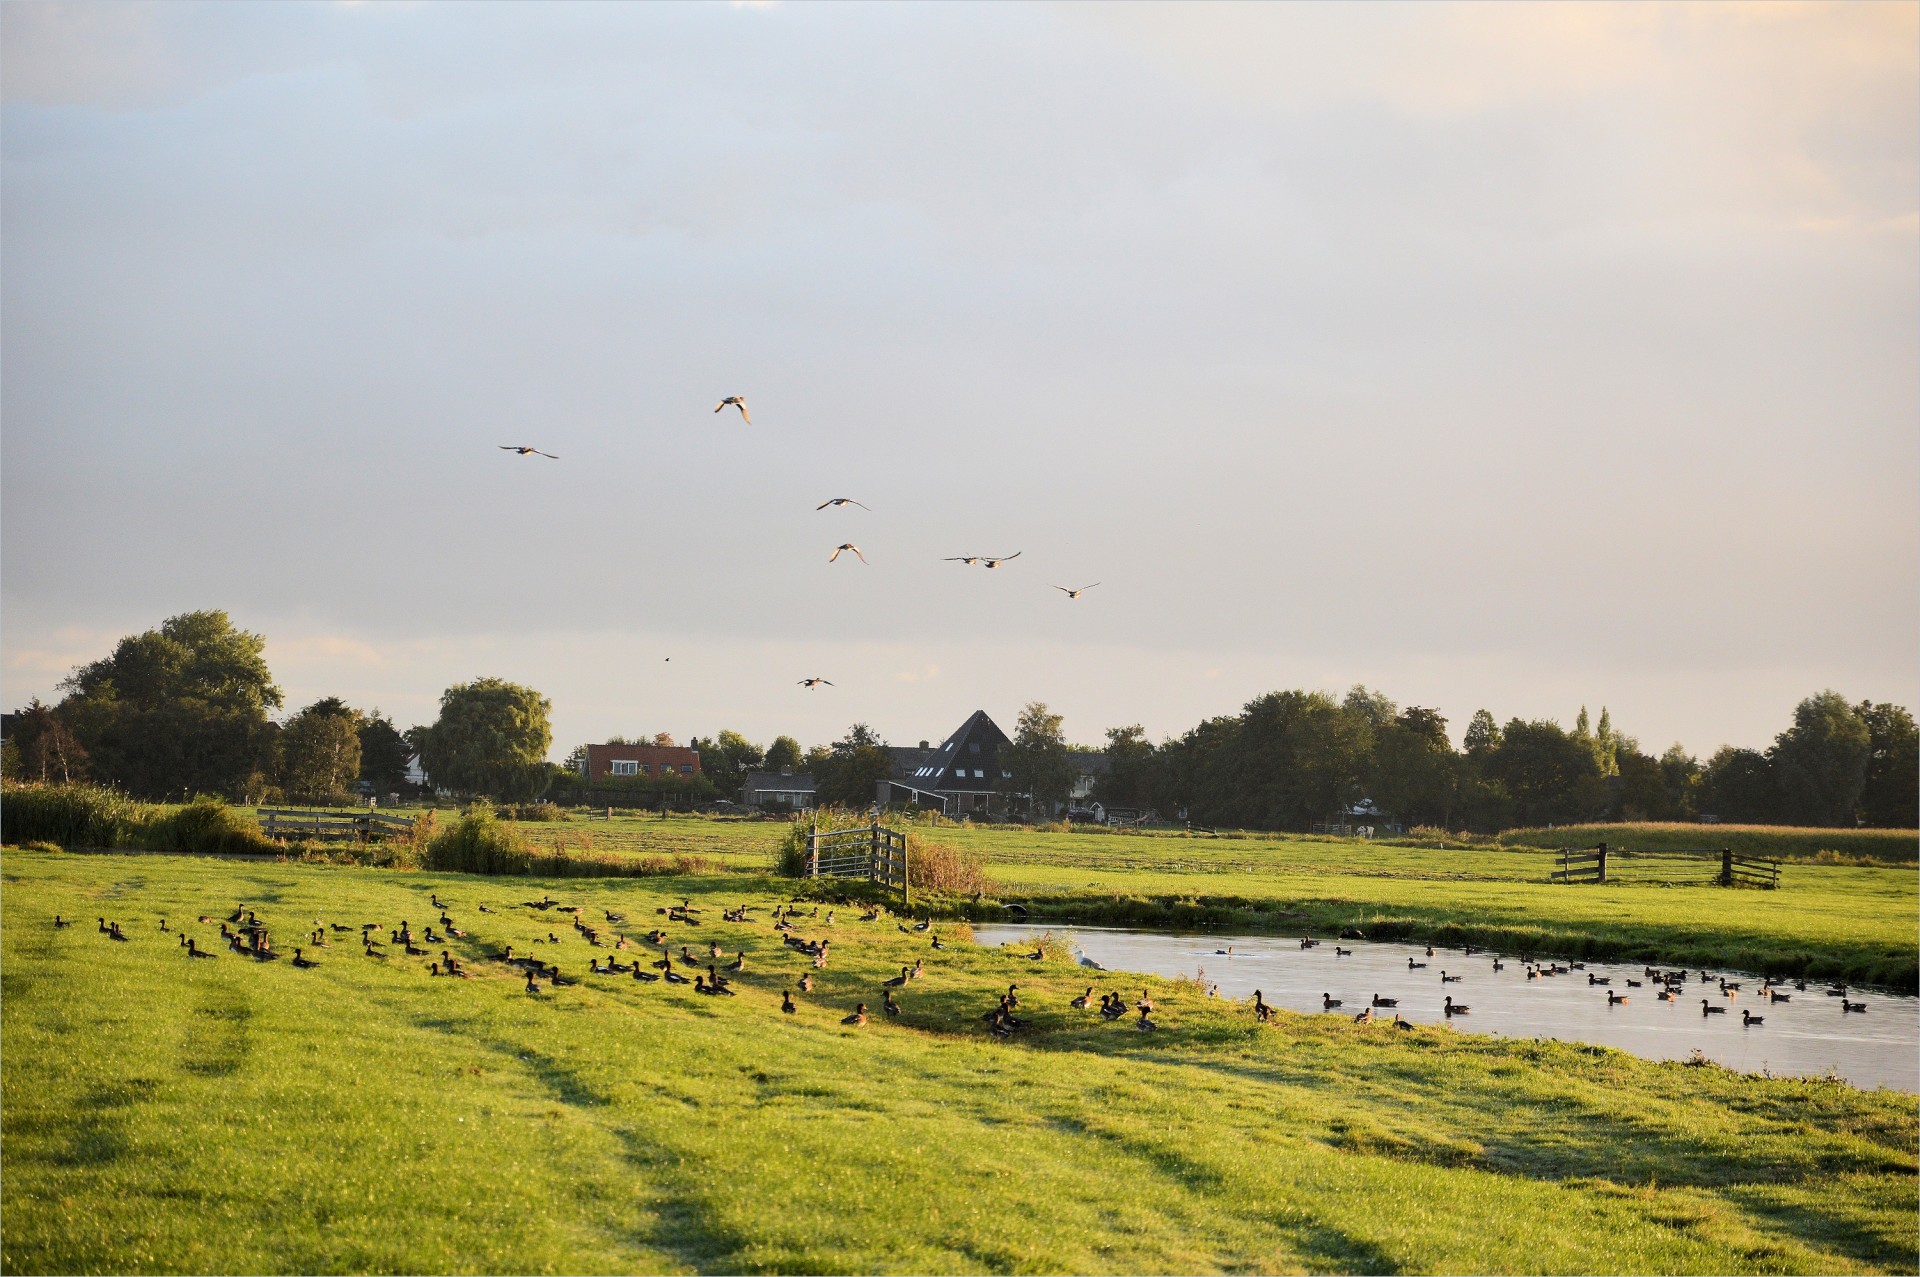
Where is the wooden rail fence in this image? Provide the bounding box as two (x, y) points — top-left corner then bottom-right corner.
(258, 808), (416, 845)
(1552, 842), (1778, 888)
(805, 823), (910, 907)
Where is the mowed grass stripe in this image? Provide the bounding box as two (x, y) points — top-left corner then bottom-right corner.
(3, 849), (1915, 1274)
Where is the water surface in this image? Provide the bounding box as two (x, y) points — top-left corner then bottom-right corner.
(972, 923), (1919, 1093)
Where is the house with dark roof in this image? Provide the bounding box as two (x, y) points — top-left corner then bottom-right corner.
(883, 710), (1012, 817)
(742, 768), (816, 811)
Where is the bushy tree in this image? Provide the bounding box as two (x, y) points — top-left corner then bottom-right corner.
(278, 701), (363, 801)
(688, 729), (764, 798)
(1095, 724), (1158, 811)
(56, 610), (280, 799)
(812, 723), (892, 808)
(1463, 709), (1502, 759)
(414, 677), (554, 800)
(1770, 691), (1870, 826)
(1001, 702), (1074, 817)
(1173, 690), (1373, 830)
(1484, 719), (1603, 826)
(358, 712), (412, 793)
(1369, 707), (1459, 828)
(764, 735), (804, 774)
(1342, 685), (1398, 731)
(1855, 702), (1917, 828)
(1699, 747), (1777, 823)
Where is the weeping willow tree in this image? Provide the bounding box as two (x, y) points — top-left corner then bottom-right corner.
(413, 677), (553, 800)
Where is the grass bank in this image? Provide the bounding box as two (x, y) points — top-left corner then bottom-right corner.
(3, 848), (1914, 1274)
(1498, 822), (1917, 864)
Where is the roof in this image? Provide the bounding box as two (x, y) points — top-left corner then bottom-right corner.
(900, 709), (1010, 793)
(1066, 748), (1112, 776)
(742, 770), (816, 792)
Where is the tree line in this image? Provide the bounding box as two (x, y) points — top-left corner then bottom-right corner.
(1081, 686), (1916, 831)
(4, 611), (1913, 831)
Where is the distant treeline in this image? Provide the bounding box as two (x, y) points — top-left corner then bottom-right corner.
(1091, 687), (1916, 833)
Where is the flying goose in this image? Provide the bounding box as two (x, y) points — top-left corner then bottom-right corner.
(816, 498), (869, 510)
(798, 678), (834, 689)
(828, 543), (867, 564)
(498, 446), (558, 459)
(714, 396), (750, 424)
(1052, 583), (1099, 599)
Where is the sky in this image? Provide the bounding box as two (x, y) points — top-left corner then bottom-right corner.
(3, 1), (1915, 761)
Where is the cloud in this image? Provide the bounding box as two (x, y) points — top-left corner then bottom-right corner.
(267, 634), (389, 668)
(895, 664), (941, 684)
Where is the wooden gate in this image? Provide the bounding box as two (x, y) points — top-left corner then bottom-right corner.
(805, 823), (910, 907)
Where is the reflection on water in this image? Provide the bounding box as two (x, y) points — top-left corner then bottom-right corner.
(971, 923), (1919, 1093)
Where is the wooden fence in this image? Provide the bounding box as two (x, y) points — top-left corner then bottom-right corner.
(258, 808), (416, 844)
(1552, 843), (1778, 888)
(805, 823), (910, 907)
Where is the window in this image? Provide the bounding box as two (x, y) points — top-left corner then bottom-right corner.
(611, 760), (639, 777)
(679, 764), (693, 775)
(974, 769), (985, 778)
(1001, 770), (1012, 779)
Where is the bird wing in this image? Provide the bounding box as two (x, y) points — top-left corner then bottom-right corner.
(539, 451), (559, 460)
(1052, 585), (1073, 594)
(846, 499), (869, 510)
(713, 402), (727, 413)
(1080, 582), (1100, 591)
(736, 401), (750, 424)
(816, 499), (833, 510)
(828, 547), (842, 562)
(1000, 552), (1022, 561)
(498, 445), (519, 451)
(851, 546), (866, 563)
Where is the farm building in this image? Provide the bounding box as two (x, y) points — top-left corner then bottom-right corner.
(580, 742), (701, 782)
(885, 709), (1013, 817)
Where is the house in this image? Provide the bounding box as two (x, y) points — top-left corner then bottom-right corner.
(742, 769), (816, 811)
(581, 743), (702, 782)
(885, 710), (1012, 817)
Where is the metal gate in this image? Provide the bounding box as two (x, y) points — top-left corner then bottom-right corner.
(805, 823), (910, 907)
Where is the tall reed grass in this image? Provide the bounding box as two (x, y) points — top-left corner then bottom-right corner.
(1, 782), (280, 857)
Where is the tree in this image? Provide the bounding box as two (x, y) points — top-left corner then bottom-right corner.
(1699, 747), (1776, 823)
(1001, 702), (1075, 817)
(1463, 709), (1502, 760)
(56, 610), (280, 799)
(1176, 690), (1373, 830)
(689, 729), (764, 798)
(1095, 724), (1158, 811)
(358, 712), (412, 793)
(764, 735), (804, 774)
(1855, 702), (1918, 828)
(1369, 707), (1459, 828)
(414, 677), (554, 800)
(1342, 685), (1398, 732)
(278, 702), (363, 801)
(1484, 719), (1603, 826)
(812, 723), (892, 807)
(1770, 691), (1870, 826)
(7, 699), (91, 784)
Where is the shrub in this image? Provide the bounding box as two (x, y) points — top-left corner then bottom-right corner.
(500, 803), (571, 822)
(141, 796), (280, 857)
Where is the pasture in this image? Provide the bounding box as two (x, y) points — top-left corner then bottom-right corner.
(405, 811), (1917, 989)
(3, 847), (1916, 1275)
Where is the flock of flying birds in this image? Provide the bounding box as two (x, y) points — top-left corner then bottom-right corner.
(502, 394), (1101, 691)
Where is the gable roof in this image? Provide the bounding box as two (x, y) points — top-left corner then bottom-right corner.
(899, 709), (1011, 793)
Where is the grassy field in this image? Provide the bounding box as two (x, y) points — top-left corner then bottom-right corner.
(3, 847), (1915, 1275)
(1496, 823), (1917, 864)
(230, 809), (1920, 989)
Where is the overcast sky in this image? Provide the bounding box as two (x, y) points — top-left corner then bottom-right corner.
(3, 1), (1915, 759)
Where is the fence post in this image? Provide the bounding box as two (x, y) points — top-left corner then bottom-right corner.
(1720, 848), (1732, 887)
(1596, 843), (1607, 884)
(870, 823), (881, 885)
(807, 825), (819, 878)
(902, 833), (911, 912)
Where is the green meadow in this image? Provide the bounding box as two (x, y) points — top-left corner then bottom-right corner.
(3, 847), (1917, 1275)
(339, 811), (1917, 990)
